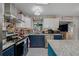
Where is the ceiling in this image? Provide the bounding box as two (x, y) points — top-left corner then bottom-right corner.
(14, 3), (79, 16)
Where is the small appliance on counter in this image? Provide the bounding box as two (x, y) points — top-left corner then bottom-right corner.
(6, 32), (18, 42)
(48, 29), (54, 34)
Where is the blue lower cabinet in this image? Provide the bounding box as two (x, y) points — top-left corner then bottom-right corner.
(54, 34), (62, 40)
(0, 51), (2, 56)
(2, 45), (14, 56)
(29, 35), (45, 48)
(48, 44), (57, 56)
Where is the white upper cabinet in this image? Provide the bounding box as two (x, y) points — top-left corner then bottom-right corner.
(10, 4), (17, 17)
(4, 3), (10, 14)
(4, 3), (17, 18)
(59, 16), (73, 22)
(43, 18), (59, 30)
(0, 3), (5, 31)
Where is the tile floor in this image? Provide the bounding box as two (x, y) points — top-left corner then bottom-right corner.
(26, 48), (48, 56)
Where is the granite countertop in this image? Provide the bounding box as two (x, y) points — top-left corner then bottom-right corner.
(47, 40), (79, 56)
(29, 33), (62, 35)
(3, 41), (15, 50)
(2, 34), (29, 50)
(2, 33), (62, 50)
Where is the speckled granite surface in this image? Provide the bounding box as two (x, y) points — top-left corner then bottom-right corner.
(3, 41), (14, 50)
(47, 40), (79, 56)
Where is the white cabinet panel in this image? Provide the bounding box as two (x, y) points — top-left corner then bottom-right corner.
(10, 4), (17, 17)
(4, 3), (17, 18)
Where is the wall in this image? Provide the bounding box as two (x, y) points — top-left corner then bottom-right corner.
(73, 16), (79, 40)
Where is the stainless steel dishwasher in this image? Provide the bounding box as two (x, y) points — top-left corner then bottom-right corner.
(15, 40), (24, 56)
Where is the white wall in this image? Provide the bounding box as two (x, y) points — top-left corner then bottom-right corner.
(43, 18), (59, 30)
(73, 16), (79, 40)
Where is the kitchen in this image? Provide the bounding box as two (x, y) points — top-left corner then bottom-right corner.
(0, 3), (79, 56)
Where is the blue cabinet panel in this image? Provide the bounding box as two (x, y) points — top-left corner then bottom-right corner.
(54, 34), (62, 40)
(29, 35), (45, 48)
(48, 44), (57, 56)
(0, 51), (2, 56)
(2, 45), (14, 56)
(23, 38), (28, 56)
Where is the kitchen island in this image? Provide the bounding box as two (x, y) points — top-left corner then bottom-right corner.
(47, 40), (79, 56)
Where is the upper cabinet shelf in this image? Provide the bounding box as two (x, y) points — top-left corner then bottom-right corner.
(59, 16), (73, 22)
(62, 16), (73, 20)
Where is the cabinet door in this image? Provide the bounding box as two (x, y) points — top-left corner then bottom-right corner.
(29, 35), (45, 48)
(2, 45), (14, 56)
